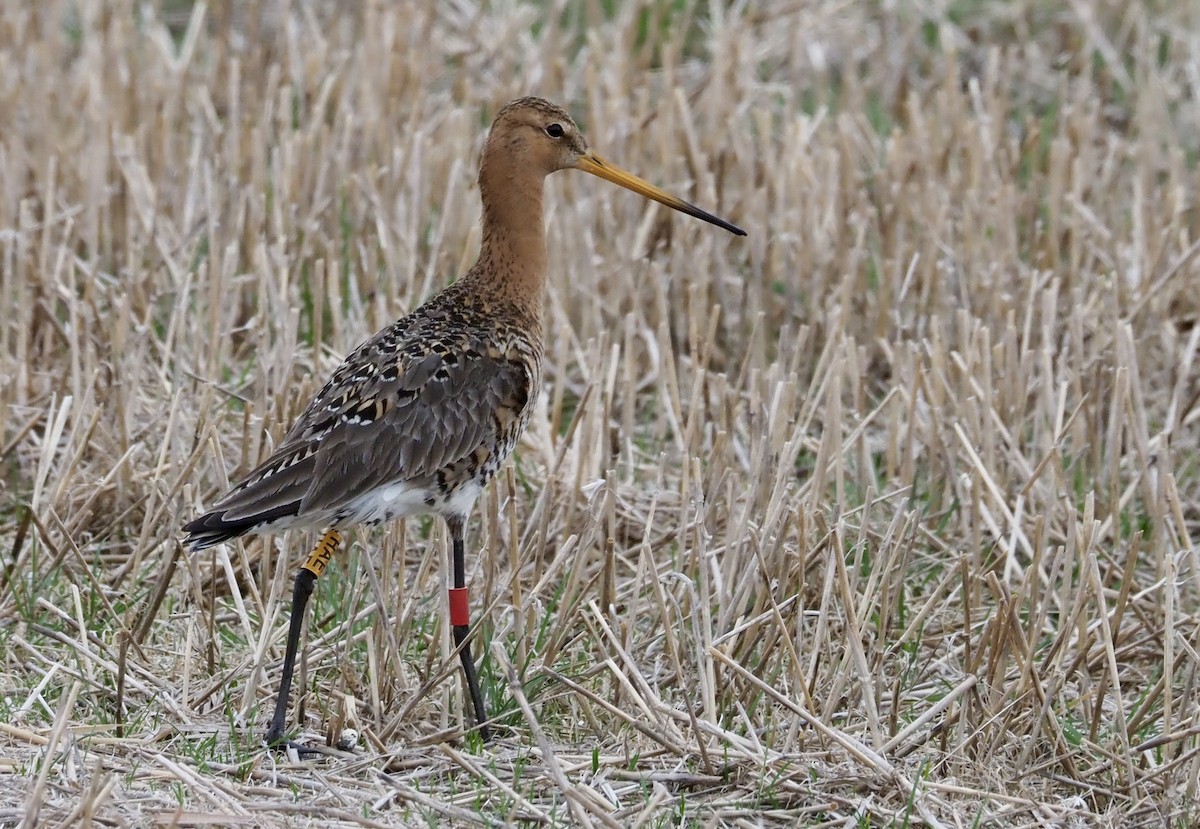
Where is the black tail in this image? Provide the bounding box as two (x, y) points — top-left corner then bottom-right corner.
(182, 501), (301, 551)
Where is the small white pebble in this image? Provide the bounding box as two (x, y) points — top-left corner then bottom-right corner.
(336, 728), (359, 751)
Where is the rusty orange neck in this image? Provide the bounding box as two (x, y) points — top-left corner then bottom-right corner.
(468, 149), (549, 316)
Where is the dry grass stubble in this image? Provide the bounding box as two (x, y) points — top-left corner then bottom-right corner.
(1, 1), (1199, 826)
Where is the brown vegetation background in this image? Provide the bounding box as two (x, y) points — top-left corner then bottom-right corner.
(1, 1), (1198, 826)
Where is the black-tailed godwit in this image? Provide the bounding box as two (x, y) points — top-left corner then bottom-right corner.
(183, 97), (745, 747)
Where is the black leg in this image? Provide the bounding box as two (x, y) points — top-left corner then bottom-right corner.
(446, 516), (491, 741)
(265, 529), (342, 747)
(265, 567), (314, 745)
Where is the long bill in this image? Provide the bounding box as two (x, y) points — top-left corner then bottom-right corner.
(575, 151), (747, 237)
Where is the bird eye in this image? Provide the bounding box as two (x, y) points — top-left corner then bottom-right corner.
(545, 123), (565, 138)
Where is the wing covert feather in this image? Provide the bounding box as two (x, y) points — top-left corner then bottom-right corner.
(299, 343), (532, 513)
(197, 289), (540, 528)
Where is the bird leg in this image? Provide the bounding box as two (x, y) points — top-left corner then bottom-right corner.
(446, 516), (491, 741)
(264, 528), (342, 746)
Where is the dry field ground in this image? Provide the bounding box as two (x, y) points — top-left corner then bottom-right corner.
(1, 0), (1199, 826)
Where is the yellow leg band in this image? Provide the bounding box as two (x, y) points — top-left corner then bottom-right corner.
(302, 529), (342, 577)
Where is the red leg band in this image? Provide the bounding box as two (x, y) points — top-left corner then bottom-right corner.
(449, 587), (470, 627)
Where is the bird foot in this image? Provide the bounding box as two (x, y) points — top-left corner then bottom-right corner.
(262, 732), (344, 760)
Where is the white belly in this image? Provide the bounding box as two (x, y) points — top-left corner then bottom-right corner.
(334, 479), (483, 526)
